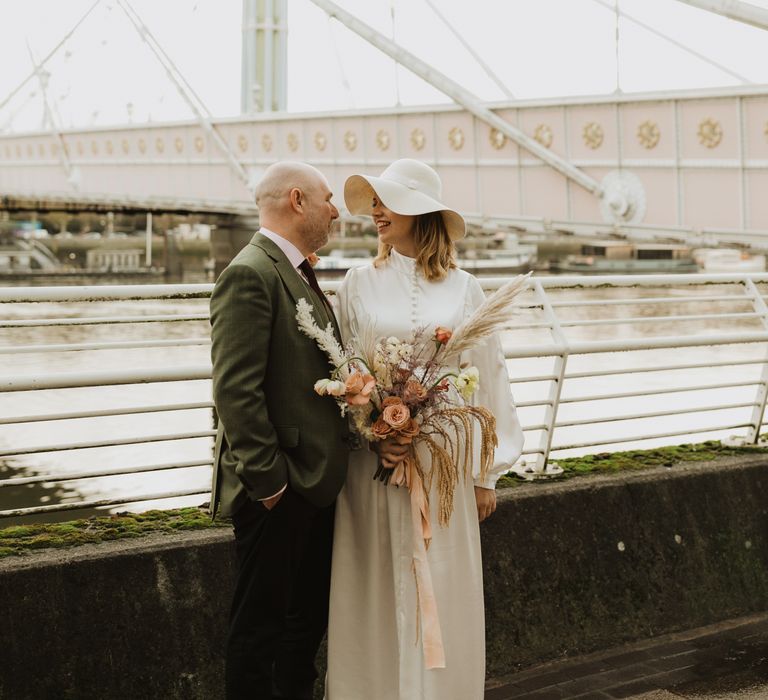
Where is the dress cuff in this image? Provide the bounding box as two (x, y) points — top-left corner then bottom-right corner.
(473, 473), (500, 490)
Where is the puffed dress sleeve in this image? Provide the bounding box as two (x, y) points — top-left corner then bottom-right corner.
(464, 275), (524, 489)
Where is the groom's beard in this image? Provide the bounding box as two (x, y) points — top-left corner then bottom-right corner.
(302, 210), (332, 252)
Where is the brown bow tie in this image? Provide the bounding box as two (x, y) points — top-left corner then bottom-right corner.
(298, 259), (333, 314)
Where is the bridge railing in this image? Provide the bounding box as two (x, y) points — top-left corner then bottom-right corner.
(1, 272), (766, 520)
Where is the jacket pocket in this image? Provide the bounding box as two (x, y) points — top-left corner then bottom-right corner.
(274, 425), (300, 448)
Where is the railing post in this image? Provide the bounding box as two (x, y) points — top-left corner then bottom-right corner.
(522, 279), (567, 478)
(734, 277), (768, 444)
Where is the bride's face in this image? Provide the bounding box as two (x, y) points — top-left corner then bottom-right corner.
(371, 196), (416, 253)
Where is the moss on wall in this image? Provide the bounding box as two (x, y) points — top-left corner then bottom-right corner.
(0, 507), (229, 558)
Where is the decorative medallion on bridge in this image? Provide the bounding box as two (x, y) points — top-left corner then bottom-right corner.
(38, 143), (46, 157)
(697, 118), (722, 149)
(489, 127), (507, 150)
(16, 144), (22, 157)
(533, 124), (553, 148)
(105, 140), (113, 155)
(27, 144), (34, 157)
(582, 122), (603, 149)
(286, 132), (299, 152)
(376, 129), (391, 151)
(764, 121), (768, 142)
(155, 138), (165, 154)
(138, 138), (147, 154)
(50, 143), (58, 157)
(91, 140), (99, 156)
(410, 127), (426, 151)
(637, 120), (660, 149)
(122, 139), (130, 154)
(174, 137), (183, 154)
(194, 136), (205, 153)
(314, 132), (327, 151)
(4, 145), (9, 158)
(261, 134), (273, 152)
(237, 135), (248, 153)
(448, 126), (464, 150)
(343, 130), (358, 151)
(76, 141), (84, 156)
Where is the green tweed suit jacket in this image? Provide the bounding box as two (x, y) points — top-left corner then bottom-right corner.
(209, 232), (350, 518)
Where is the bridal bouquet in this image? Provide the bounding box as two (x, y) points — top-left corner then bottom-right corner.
(297, 273), (529, 670)
(295, 273), (530, 533)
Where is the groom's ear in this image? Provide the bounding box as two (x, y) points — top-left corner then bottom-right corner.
(289, 187), (304, 213)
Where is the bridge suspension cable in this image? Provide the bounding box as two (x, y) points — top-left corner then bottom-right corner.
(0, 0), (101, 116)
(25, 42), (75, 186)
(422, 0), (514, 99)
(115, 0), (253, 195)
(310, 0), (606, 201)
(591, 0), (753, 84)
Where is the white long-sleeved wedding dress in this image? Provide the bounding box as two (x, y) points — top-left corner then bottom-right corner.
(326, 249), (524, 700)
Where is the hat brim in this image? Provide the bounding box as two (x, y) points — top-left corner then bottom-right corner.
(344, 174), (466, 241)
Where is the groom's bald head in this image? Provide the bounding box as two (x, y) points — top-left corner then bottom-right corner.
(254, 161), (338, 255)
(255, 162), (328, 212)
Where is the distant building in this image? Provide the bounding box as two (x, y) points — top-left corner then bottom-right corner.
(86, 249), (144, 272)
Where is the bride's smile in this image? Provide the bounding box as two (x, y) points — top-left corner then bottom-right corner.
(372, 196), (417, 256)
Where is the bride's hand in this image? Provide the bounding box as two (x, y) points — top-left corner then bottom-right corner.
(474, 486), (496, 522)
(374, 436), (411, 468)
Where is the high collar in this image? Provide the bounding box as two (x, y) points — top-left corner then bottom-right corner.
(388, 247), (418, 275)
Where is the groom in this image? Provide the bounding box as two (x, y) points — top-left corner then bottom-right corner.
(210, 161), (350, 700)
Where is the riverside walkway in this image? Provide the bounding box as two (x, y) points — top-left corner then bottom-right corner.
(486, 612), (768, 700)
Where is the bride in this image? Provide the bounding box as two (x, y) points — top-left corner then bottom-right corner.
(326, 159), (524, 699)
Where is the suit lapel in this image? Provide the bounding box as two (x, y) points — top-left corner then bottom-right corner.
(251, 234), (341, 339)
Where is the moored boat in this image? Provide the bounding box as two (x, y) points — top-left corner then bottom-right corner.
(551, 241), (699, 274)
(693, 248), (766, 273)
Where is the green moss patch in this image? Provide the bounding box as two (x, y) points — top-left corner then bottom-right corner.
(496, 439), (768, 489)
(0, 507), (229, 559)
(3, 440), (767, 557)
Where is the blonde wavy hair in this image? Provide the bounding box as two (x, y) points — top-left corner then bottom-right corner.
(373, 211), (456, 282)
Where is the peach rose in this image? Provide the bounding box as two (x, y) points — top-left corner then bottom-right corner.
(434, 326), (453, 344)
(371, 416), (393, 439)
(398, 418), (420, 439)
(345, 372), (376, 406)
(382, 396), (404, 408)
(382, 402), (411, 429)
(403, 378), (427, 403)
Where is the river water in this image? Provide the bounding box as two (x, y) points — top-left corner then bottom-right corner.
(1, 272), (765, 521)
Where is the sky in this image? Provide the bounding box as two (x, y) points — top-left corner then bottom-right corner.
(1, 0), (768, 132)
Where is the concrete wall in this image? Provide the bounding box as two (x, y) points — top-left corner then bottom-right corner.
(1, 456), (767, 699)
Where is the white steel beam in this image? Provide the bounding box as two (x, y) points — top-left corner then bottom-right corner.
(675, 0), (768, 31)
(308, 0), (605, 200)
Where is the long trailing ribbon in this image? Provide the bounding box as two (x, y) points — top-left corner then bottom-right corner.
(390, 447), (445, 669)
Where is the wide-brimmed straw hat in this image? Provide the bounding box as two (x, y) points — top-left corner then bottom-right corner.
(344, 159), (466, 241)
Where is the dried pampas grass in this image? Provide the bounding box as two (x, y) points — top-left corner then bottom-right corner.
(442, 273), (531, 361)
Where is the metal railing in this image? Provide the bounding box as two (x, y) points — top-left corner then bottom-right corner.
(1, 272), (766, 520)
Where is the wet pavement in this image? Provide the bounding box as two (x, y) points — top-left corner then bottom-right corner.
(485, 612), (768, 699)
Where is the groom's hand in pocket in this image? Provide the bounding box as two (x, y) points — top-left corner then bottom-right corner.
(260, 489), (285, 510)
